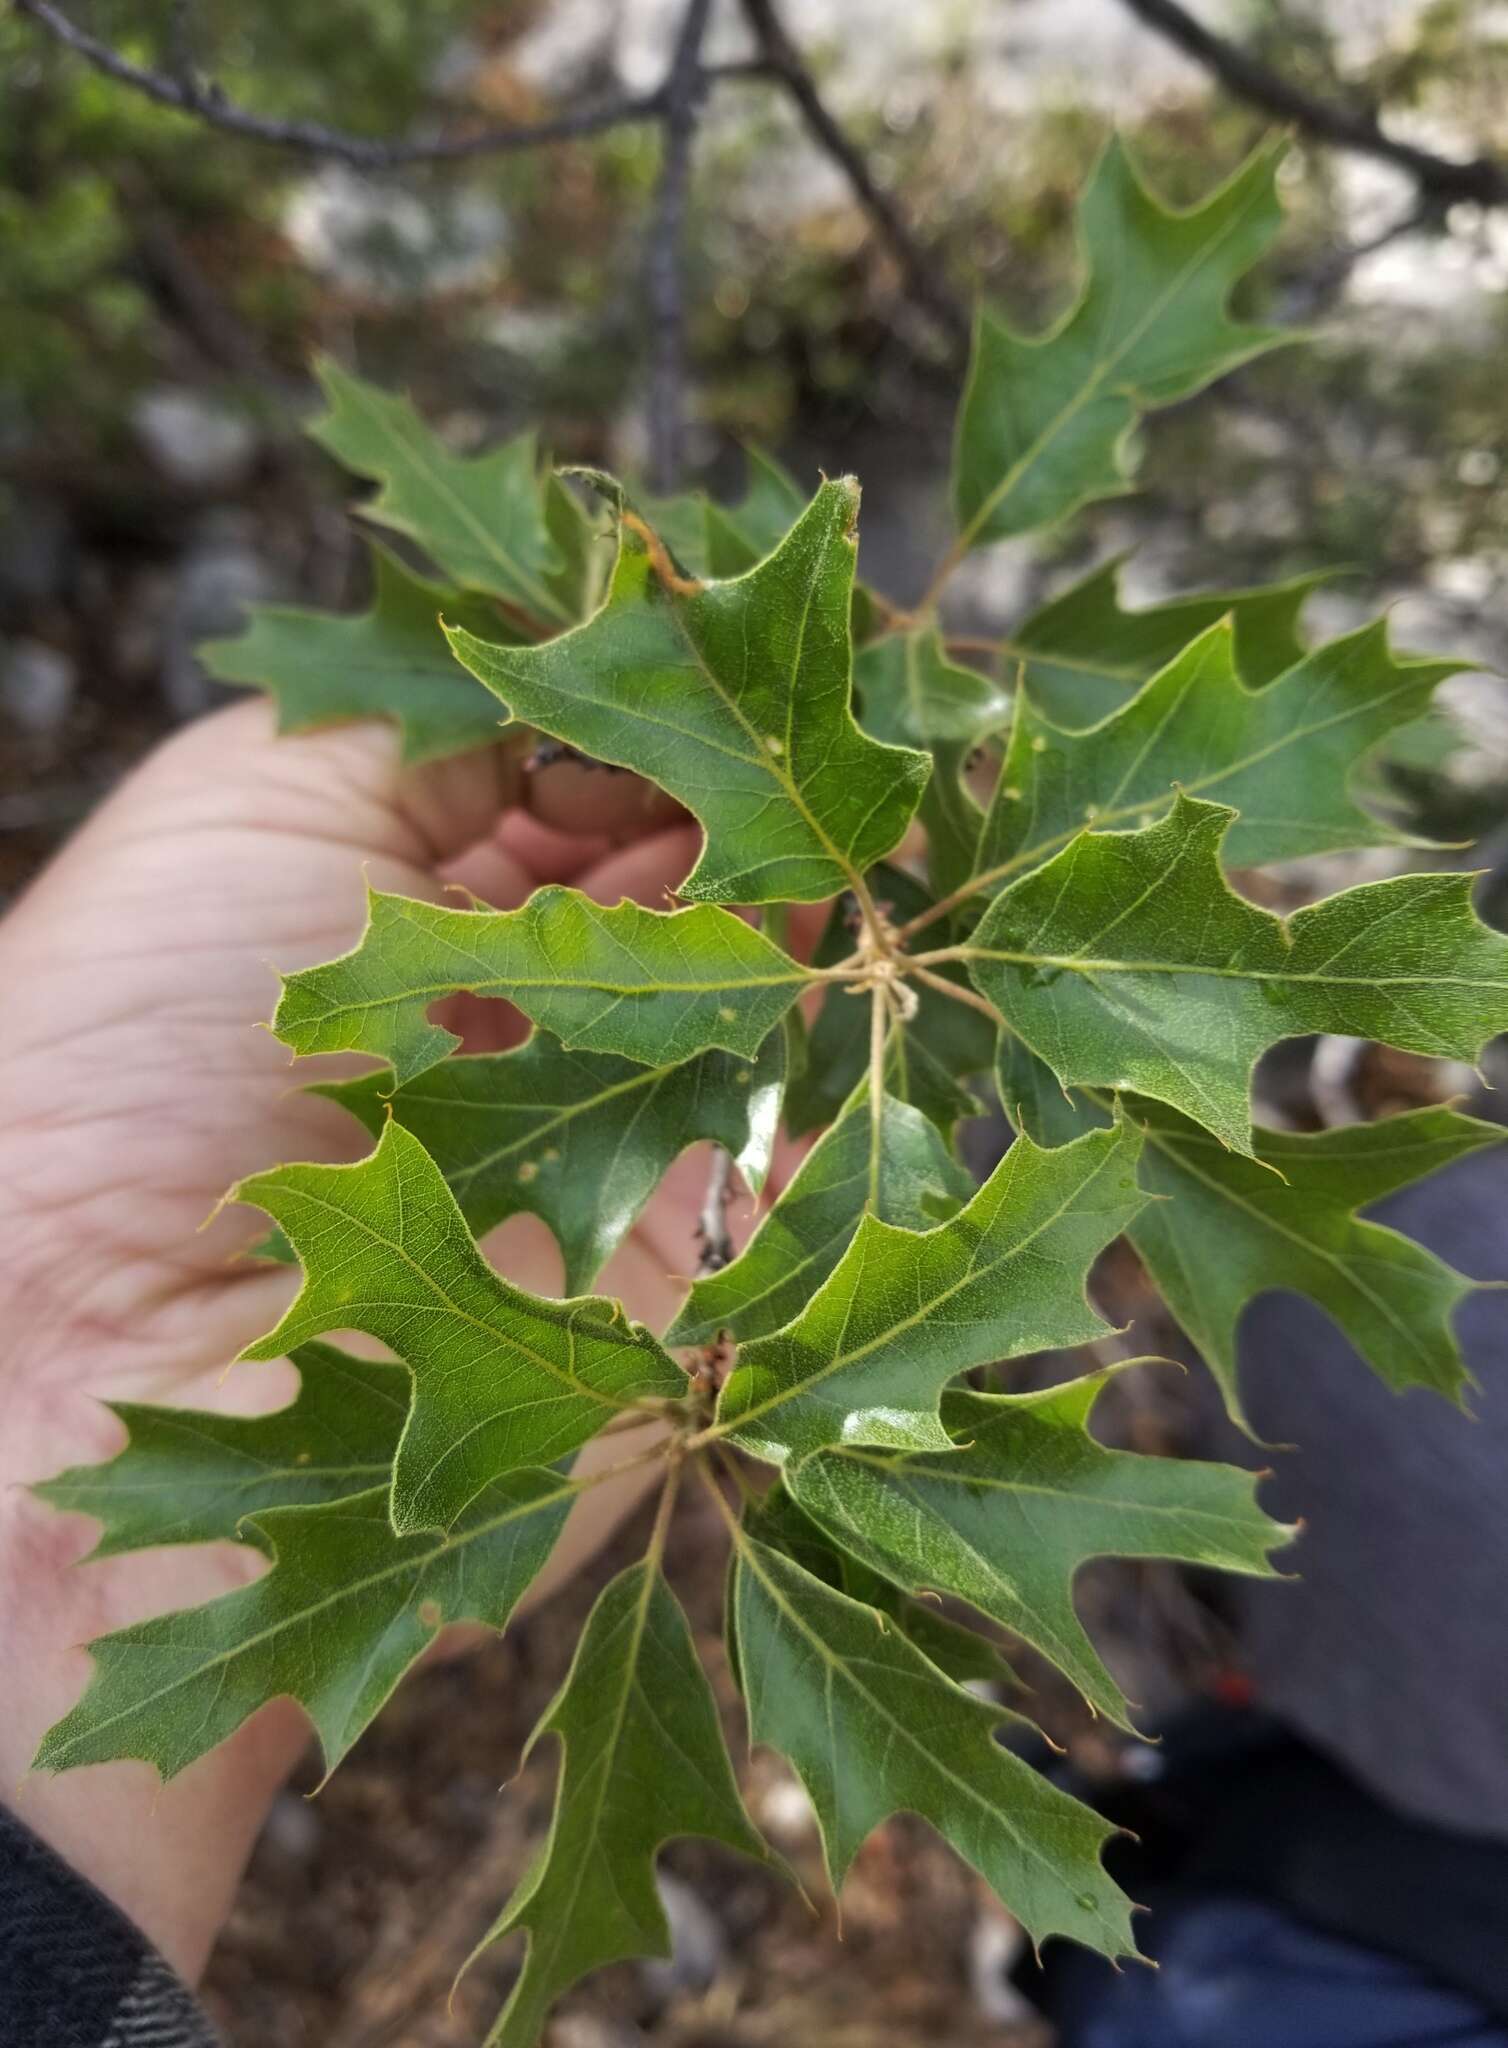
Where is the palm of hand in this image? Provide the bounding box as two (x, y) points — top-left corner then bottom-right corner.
(0, 702), (719, 1967)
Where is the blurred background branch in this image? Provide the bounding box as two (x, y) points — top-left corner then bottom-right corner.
(1118, 0), (1508, 206)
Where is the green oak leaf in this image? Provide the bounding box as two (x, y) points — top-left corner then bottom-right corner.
(273, 885), (815, 1085)
(666, 1088), (973, 1350)
(749, 1481), (1016, 1690)
(732, 1528), (1135, 1958)
(704, 446), (807, 575)
(33, 1471), (575, 1783)
(640, 447), (805, 582)
(1003, 555), (1324, 728)
(856, 628), (1011, 748)
(233, 1121), (684, 1533)
(636, 486), (715, 578)
(543, 471), (611, 620)
(999, 1038), (1507, 1427)
(921, 740), (990, 903)
(715, 1116), (1144, 1464)
(973, 616), (1460, 890)
(478, 1559), (769, 2048)
(954, 135), (1286, 552)
(967, 793), (1508, 1155)
(202, 543), (517, 764)
(791, 1375), (1288, 1727)
(1127, 1097), (1506, 1429)
(953, 137), (1287, 553)
(785, 866), (995, 1139)
(318, 1027), (785, 1294)
(33, 1343), (407, 1559)
(310, 358), (570, 626)
(996, 1027), (1114, 1148)
(444, 479), (930, 904)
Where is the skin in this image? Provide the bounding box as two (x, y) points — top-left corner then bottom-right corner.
(0, 699), (780, 1984)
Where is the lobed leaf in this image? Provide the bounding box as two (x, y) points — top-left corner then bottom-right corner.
(733, 1528), (1136, 1958)
(202, 543), (516, 763)
(234, 1121), (684, 1533)
(1004, 554), (1323, 728)
(445, 480), (930, 905)
(973, 616), (1460, 889)
(319, 1026), (785, 1293)
(310, 358), (570, 625)
(968, 794), (1508, 1154)
(667, 1088), (973, 1350)
(999, 1039), (1506, 1427)
(856, 628), (1011, 749)
(791, 1374), (1289, 1727)
(952, 137), (1288, 553)
(34, 1472), (575, 1784)
(1126, 1097), (1505, 1429)
(749, 1482), (1017, 1690)
(273, 885), (814, 1085)
(478, 1559), (768, 2048)
(715, 1117), (1144, 1464)
(34, 1343), (407, 1559)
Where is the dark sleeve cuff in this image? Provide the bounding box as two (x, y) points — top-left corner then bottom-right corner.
(0, 1802), (220, 2047)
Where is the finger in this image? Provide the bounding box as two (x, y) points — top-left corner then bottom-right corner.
(496, 810), (613, 884)
(522, 757), (684, 843)
(573, 822), (702, 908)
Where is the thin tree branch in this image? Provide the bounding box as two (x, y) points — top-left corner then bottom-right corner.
(1118, 0), (1508, 207)
(646, 0), (714, 495)
(738, 0), (970, 358)
(13, 0), (669, 167)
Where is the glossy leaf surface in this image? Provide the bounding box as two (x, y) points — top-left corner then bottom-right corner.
(716, 1119), (1144, 1463)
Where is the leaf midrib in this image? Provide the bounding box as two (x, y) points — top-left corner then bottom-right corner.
(957, 166), (1272, 553)
(261, 1181), (640, 1411)
(40, 1479), (576, 1764)
(738, 1538), (1122, 1937)
(719, 1140), (1123, 1441)
(968, 948), (1505, 993)
(341, 378), (569, 625)
(974, 665), (1425, 900)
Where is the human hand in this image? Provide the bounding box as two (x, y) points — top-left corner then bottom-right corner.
(0, 700), (727, 1981)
